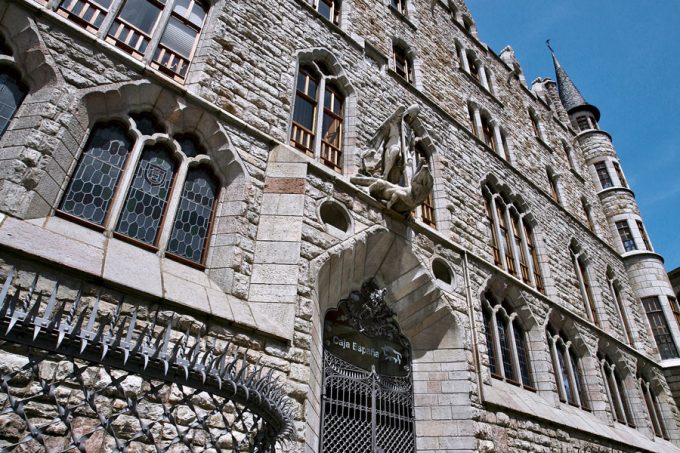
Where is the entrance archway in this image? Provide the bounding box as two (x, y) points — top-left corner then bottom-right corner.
(320, 279), (415, 453)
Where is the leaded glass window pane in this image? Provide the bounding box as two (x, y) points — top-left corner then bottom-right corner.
(167, 167), (217, 263)
(513, 322), (531, 387)
(0, 69), (27, 137)
(116, 144), (177, 245)
(557, 345), (574, 404)
(60, 123), (132, 224)
(483, 309), (497, 376)
(497, 320), (515, 381)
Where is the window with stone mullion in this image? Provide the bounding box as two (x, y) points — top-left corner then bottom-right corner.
(640, 379), (665, 438)
(485, 197), (501, 266)
(641, 296), (679, 360)
(616, 220), (637, 252)
(595, 161), (613, 189)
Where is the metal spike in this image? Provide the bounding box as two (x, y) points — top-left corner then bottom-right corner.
(80, 291), (101, 353)
(122, 307), (138, 365)
(0, 267), (15, 309)
(34, 282), (60, 340)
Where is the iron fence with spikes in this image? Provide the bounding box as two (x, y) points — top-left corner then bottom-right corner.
(0, 267), (296, 452)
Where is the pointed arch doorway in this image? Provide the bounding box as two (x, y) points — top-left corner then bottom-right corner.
(320, 279), (416, 453)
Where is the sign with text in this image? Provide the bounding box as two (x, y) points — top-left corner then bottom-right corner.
(323, 308), (410, 377)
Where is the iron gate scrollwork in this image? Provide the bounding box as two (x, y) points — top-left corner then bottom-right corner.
(0, 267), (296, 452)
(320, 280), (415, 453)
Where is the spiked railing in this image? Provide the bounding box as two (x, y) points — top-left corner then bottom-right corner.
(0, 267), (296, 452)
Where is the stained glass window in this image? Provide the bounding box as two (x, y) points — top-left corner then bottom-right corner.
(167, 166), (218, 263)
(60, 123), (133, 225)
(513, 321), (532, 387)
(0, 68), (27, 137)
(116, 144), (177, 245)
(496, 318), (515, 381)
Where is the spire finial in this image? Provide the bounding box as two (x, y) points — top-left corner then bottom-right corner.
(546, 39), (554, 54)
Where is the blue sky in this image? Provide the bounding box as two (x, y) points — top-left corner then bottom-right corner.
(466, 1), (680, 271)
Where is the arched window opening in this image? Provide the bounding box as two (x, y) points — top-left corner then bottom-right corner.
(529, 109), (543, 141)
(638, 375), (669, 439)
(581, 199), (595, 232)
(607, 276), (633, 346)
(546, 168), (561, 205)
(467, 51), (480, 81)
(130, 111), (166, 136)
(393, 43), (414, 84)
(483, 294), (534, 390)
(321, 280), (415, 453)
(467, 103), (478, 137)
(600, 354), (635, 427)
(413, 143), (435, 228)
(484, 187), (544, 293)
(59, 114), (223, 267)
(0, 67), (28, 137)
(546, 326), (590, 410)
(480, 114), (495, 151)
(115, 143), (179, 245)
(315, 0), (340, 24)
(174, 133), (206, 158)
(167, 165), (218, 264)
(59, 122), (133, 226)
(570, 245), (598, 326)
(320, 85), (344, 172)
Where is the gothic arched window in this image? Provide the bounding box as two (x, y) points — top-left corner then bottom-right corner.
(483, 294), (534, 390)
(59, 115), (221, 266)
(59, 122), (133, 225)
(0, 67), (27, 137)
(570, 244), (599, 326)
(483, 186), (545, 293)
(599, 354), (635, 427)
(638, 374), (669, 439)
(546, 326), (589, 410)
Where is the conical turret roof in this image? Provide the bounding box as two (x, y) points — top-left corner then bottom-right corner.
(548, 41), (600, 120)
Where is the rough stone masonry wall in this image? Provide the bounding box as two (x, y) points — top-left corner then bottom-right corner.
(0, 0), (677, 451)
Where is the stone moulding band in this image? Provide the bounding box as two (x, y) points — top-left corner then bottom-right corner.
(0, 266), (296, 451)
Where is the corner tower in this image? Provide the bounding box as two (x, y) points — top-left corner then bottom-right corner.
(550, 45), (680, 391)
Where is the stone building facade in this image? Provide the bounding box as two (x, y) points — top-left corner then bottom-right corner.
(0, 0), (679, 451)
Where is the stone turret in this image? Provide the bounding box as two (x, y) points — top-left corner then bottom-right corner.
(550, 45), (680, 397)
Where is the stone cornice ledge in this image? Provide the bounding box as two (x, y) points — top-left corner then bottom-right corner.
(484, 380), (679, 452)
(0, 214), (291, 342)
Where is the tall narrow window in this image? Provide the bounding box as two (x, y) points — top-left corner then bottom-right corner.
(529, 110), (542, 140)
(525, 224), (544, 293)
(393, 44), (413, 84)
(576, 115), (590, 131)
(582, 199), (595, 231)
(669, 297), (680, 332)
(594, 161), (613, 189)
(485, 198), (501, 266)
(613, 161), (627, 188)
(58, 0), (113, 31)
(152, 0), (208, 80)
(468, 105), (478, 137)
(390, 0), (407, 15)
(290, 64), (346, 173)
(572, 248), (599, 326)
(642, 296), (679, 360)
(115, 144), (178, 245)
(467, 53), (480, 81)
(636, 220), (652, 251)
(600, 356), (634, 426)
(547, 170), (561, 204)
(563, 142), (576, 171)
(512, 216), (530, 284)
(59, 123), (133, 225)
(610, 280), (633, 345)
(480, 115), (495, 151)
(166, 166), (218, 264)
(107, 0), (165, 58)
(483, 295), (534, 390)
(639, 376), (669, 439)
(290, 66), (319, 157)
(496, 203), (515, 276)
(616, 220), (637, 252)
(315, 0), (340, 24)
(414, 145), (435, 228)
(0, 68), (27, 137)
(320, 86), (344, 172)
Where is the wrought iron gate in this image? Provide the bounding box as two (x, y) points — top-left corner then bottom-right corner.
(0, 266), (295, 452)
(320, 280), (415, 453)
(320, 353), (415, 453)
